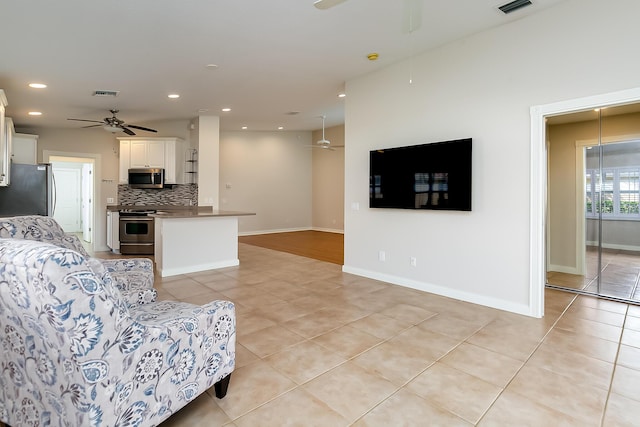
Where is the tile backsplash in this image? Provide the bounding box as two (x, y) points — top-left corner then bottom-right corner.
(118, 184), (198, 206)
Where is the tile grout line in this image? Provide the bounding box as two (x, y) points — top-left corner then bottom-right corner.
(474, 292), (580, 425)
(599, 303), (629, 427)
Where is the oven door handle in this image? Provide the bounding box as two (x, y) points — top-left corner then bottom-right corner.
(120, 217), (155, 221)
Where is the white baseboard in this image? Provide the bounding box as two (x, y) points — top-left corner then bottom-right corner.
(311, 227), (344, 234)
(159, 259), (239, 277)
(586, 241), (640, 252)
(547, 264), (581, 275)
(239, 227), (345, 236)
(239, 227), (312, 237)
(341, 265), (536, 317)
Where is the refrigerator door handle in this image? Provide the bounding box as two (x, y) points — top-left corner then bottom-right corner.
(51, 171), (57, 216)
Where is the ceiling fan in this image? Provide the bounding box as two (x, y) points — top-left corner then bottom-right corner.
(309, 115), (343, 151)
(67, 109), (157, 136)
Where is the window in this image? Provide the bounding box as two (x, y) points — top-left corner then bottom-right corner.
(586, 167), (640, 218)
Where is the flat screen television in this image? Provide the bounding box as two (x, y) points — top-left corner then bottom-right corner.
(369, 138), (472, 211)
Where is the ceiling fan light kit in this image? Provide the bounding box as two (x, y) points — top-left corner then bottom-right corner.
(313, 0), (348, 10)
(103, 125), (123, 133)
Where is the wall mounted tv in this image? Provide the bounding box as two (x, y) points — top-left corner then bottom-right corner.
(369, 138), (472, 211)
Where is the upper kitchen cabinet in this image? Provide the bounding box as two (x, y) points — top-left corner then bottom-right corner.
(130, 139), (165, 168)
(0, 90), (9, 187)
(12, 133), (38, 165)
(119, 137), (184, 184)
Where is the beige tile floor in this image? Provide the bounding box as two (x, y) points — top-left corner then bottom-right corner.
(109, 244), (640, 426)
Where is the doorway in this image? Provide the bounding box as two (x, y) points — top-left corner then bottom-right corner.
(43, 152), (96, 253)
(546, 104), (640, 304)
(530, 87), (640, 317)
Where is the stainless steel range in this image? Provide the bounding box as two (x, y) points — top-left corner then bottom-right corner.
(119, 209), (155, 255)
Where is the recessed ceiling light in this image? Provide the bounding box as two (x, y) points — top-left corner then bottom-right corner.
(338, 93), (346, 98)
(28, 83), (47, 89)
(278, 126), (284, 130)
(221, 108), (231, 112)
(198, 108), (208, 113)
(168, 94), (180, 99)
(28, 111), (42, 116)
(206, 64), (219, 69)
(242, 126), (248, 130)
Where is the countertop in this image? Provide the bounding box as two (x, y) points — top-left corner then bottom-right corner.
(151, 207), (255, 218)
(107, 205), (255, 218)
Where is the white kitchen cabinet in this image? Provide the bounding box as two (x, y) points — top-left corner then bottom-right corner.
(130, 140), (165, 168)
(119, 140), (130, 183)
(106, 210), (120, 252)
(12, 133), (38, 164)
(163, 138), (184, 184)
(118, 137), (184, 184)
(0, 90), (9, 187)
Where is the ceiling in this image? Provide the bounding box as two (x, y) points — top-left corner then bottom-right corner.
(0, 0), (569, 133)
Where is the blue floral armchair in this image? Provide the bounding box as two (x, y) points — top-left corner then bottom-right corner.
(0, 216), (156, 307)
(0, 238), (236, 426)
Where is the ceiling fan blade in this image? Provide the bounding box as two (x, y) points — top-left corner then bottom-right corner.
(122, 127), (136, 136)
(126, 124), (158, 133)
(313, 0), (348, 10)
(67, 118), (104, 124)
(81, 124), (103, 129)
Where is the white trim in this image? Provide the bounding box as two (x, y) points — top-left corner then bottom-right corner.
(342, 265), (531, 316)
(531, 86), (640, 318)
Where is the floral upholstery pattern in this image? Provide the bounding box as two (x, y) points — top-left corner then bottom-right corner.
(0, 215), (156, 307)
(0, 238), (236, 426)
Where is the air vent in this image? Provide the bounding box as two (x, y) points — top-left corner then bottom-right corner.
(92, 90), (120, 97)
(498, 0), (532, 14)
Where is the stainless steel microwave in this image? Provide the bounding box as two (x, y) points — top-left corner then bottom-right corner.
(128, 168), (164, 189)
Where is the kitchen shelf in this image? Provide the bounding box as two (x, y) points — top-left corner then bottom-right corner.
(185, 149), (198, 184)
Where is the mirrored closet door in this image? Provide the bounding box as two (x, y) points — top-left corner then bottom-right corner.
(546, 104), (640, 304)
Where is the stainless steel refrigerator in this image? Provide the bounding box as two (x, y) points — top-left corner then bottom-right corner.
(0, 163), (55, 216)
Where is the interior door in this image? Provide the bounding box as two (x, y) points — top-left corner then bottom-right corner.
(52, 167), (82, 232)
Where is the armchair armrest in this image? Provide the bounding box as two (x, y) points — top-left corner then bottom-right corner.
(101, 258), (154, 291)
(130, 300), (236, 397)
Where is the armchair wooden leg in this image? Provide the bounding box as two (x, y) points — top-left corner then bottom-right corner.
(214, 374), (231, 398)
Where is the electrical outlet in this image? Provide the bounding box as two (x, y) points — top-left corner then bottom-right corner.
(379, 251), (386, 262)
(410, 257), (417, 267)
(107, 197), (115, 204)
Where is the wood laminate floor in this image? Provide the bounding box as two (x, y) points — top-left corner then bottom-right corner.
(238, 230), (344, 265)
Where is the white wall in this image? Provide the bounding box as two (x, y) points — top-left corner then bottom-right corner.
(312, 124), (344, 233)
(220, 131), (313, 234)
(343, 0), (640, 316)
(196, 116), (220, 207)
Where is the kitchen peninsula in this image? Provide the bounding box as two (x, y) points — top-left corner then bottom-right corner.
(151, 207), (255, 277)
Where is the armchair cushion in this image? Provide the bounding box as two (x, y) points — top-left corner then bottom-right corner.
(0, 238), (235, 426)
